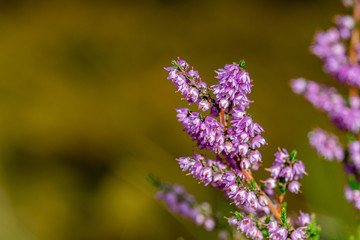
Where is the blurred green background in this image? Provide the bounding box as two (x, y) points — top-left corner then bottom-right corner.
(0, 0), (355, 239)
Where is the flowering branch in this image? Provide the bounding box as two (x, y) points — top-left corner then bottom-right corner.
(158, 58), (320, 239)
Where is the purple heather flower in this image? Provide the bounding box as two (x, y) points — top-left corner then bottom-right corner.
(350, 95), (360, 108)
(247, 191), (258, 209)
(267, 165), (282, 179)
(309, 128), (344, 161)
(240, 158), (251, 170)
(188, 87), (199, 103)
(246, 225), (259, 239)
(335, 15), (355, 40)
(274, 148), (289, 165)
(188, 69), (199, 80)
(173, 184), (185, 194)
(228, 216), (238, 227)
(349, 141), (360, 170)
(337, 64), (360, 88)
(258, 195), (268, 207)
(238, 143), (249, 156)
(194, 210), (205, 225)
(293, 161), (307, 180)
(178, 157), (193, 171)
(237, 216), (253, 233)
(254, 231), (264, 240)
(201, 167), (213, 186)
(296, 211), (312, 226)
(345, 186), (354, 201)
(263, 178), (277, 189)
(249, 150), (262, 164)
(176, 108), (188, 121)
(354, 199), (360, 210)
(251, 135), (266, 149)
(312, 28), (340, 58)
(210, 106), (219, 117)
(190, 161), (203, 176)
(198, 99), (211, 111)
(344, 186), (360, 210)
(236, 189), (248, 205)
(178, 202), (191, 216)
(269, 227), (288, 240)
(268, 221), (278, 233)
(280, 166), (294, 182)
(291, 78), (307, 94)
(224, 141), (233, 154)
(220, 98), (230, 109)
(198, 82), (208, 92)
(288, 181), (301, 194)
(212, 173), (224, 188)
(226, 184), (240, 198)
(177, 58), (189, 70)
(291, 227), (308, 240)
(204, 218), (216, 231)
(222, 172), (236, 187)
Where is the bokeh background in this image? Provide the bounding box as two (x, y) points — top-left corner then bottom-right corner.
(0, 0), (355, 239)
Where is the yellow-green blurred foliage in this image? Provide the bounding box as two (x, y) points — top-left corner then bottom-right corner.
(0, 0), (355, 239)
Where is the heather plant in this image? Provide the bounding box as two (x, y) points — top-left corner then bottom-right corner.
(151, 58), (320, 240)
(290, 0), (360, 238)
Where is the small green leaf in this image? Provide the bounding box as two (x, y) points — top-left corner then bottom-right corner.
(346, 97), (351, 108)
(250, 180), (256, 192)
(234, 211), (244, 220)
(199, 113), (205, 121)
(347, 133), (356, 142)
(279, 185), (287, 194)
(290, 150), (297, 161)
(239, 60), (246, 68)
(306, 214), (321, 240)
(281, 207), (287, 224)
(344, 150), (349, 163)
(265, 215), (271, 224)
(261, 228), (269, 238)
(171, 60), (180, 70)
(349, 175), (360, 190)
(235, 177), (242, 184)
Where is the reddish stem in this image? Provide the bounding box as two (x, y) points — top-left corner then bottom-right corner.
(350, 0), (360, 141)
(219, 108), (227, 134)
(241, 169), (282, 222)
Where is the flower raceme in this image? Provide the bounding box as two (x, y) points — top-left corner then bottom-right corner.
(291, 78), (360, 134)
(152, 58), (320, 239)
(153, 181), (216, 231)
